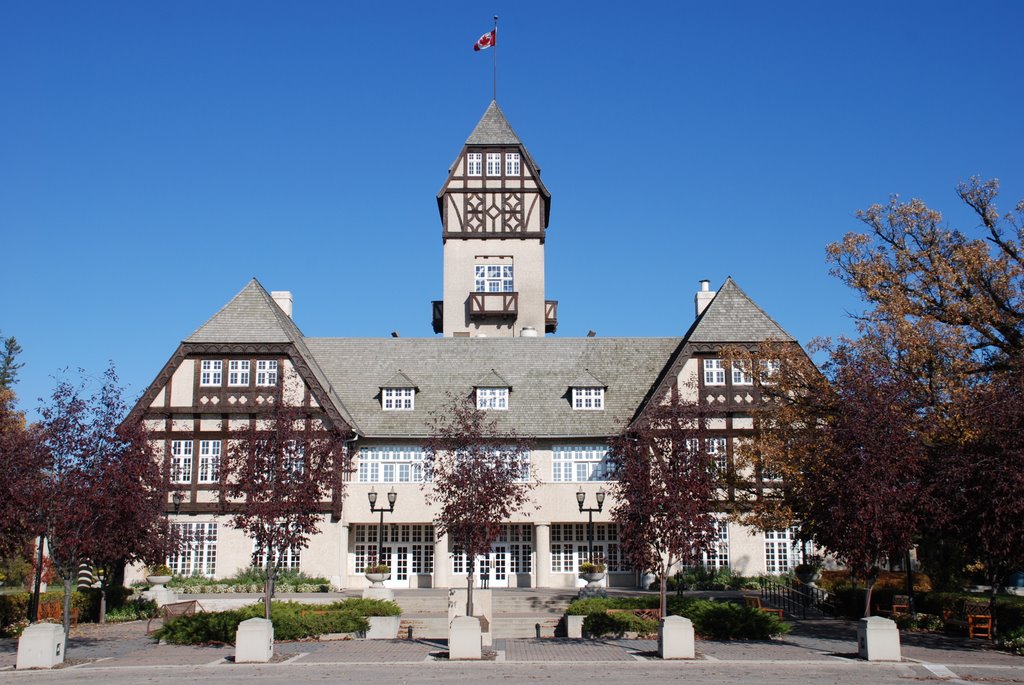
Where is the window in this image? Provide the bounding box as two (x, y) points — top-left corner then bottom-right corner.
(171, 440), (193, 483)
(760, 359), (780, 383)
(553, 445), (614, 482)
(200, 360), (222, 386)
(551, 523), (624, 573)
(505, 152), (520, 175)
(703, 359), (726, 386)
(474, 264), (514, 292)
(382, 387), (414, 411)
(168, 522), (217, 576)
(709, 438), (728, 472)
(358, 446), (426, 483)
(256, 360), (278, 386)
(467, 152), (482, 176)
(228, 360), (250, 386)
(732, 361), (753, 385)
(353, 524), (434, 573)
(486, 152), (501, 176)
(572, 387), (604, 410)
(254, 540), (301, 572)
(702, 521), (730, 569)
(764, 527), (806, 574)
(198, 440), (221, 483)
(281, 441), (304, 477)
(477, 387), (508, 410)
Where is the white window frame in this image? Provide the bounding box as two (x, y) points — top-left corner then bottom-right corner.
(171, 440), (193, 483)
(168, 522), (217, 577)
(732, 361), (753, 385)
(505, 152), (520, 176)
(709, 437), (728, 472)
(486, 152), (501, 176)
(572, 387), (604, 410)
(253, 539), (301, 572)
(198, 440), (221, 483)
(553, 445), (614, 482)
(256, 360), (278, 386)
(474, 264), (514, 292)
(764, 527), (806, 574)
(476, 387), (508, 410)
(702, 520), (730, 569)
(703, 359), (726, 386)
(228, 360), (250, 387)
(467, 152), (482, 176)
(200, 360), (222, 386)
(760, 359), (780, 384)
(550, 523), (624, 573)
(358, 446), (426, 483)
(382, 387), (415, 411)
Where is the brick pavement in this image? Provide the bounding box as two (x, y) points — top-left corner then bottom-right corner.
(503, 638), (636, 661)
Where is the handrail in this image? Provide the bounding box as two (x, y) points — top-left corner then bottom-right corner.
(759, 576), (836, 619)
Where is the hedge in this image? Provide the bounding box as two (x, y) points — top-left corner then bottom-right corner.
(1, 587), (135, 636)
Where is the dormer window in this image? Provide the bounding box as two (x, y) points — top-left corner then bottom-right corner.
(383, 388), (415, 411)
(486, 152), (501, 176)
(467, 152), (482, 176)
(477, 387), (508, 410)
(572, 387), (604, 410)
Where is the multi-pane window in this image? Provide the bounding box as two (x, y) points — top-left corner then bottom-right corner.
(467, 152), (482, 176)
(171, 440), (193, 483)
(703, 359), (726, 385)
(200, 360), (222, 386)
(709, 438), (728, 472)
(505, 152), (520, 175)
(732, 361), (753, 385)
(572, 387), (604, 410)
(477, 387), (509, 410)
(256, 360), (278, 386)
(702, 520), (730, 569)
(550, 523), (624, 573)
(764, 527), (805, 574)
(474, 264), (514, 292)
(353, 524), (434, 573)
(760, 359), (780, 383)
(228, 360), (250, 386)
(281, 441), (304, 476)
(198, 440), (221, 483)
(358, 446), (426, 483)
(253, 540), (300, 572)
(167, 522), (217, 576)
(486, 152), (501, 176)
(553, 445), (614, 482)
(382, 388), (414, 411)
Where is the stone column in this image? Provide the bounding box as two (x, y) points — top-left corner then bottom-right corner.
(433, 530), (449, 588)
(337, 523), (349, 589)
(534, 523), (551, 588)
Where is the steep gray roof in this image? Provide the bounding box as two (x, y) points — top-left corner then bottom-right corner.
(381, 371), (418, 390)
(687, 277), (795, 343)
(465, 101), (522, 145)
(569, 369), (606, 388)
(303, 338), (681, 439)
(186, 279), (300, 343)
(474, 369), (511, 388)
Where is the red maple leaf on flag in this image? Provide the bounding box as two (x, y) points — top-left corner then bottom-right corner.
(473, 30), (496, 52)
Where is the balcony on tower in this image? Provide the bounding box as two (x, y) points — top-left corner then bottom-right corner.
(545, 300), (558, 334)
(469, 292), (519, 319)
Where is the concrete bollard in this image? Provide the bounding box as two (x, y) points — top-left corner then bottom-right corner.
(449, 615), (482, 660)
(658, 615), (695, 660)
(858, 616), (901, 662)
(235, 617), (274, 663)
(566, 614), (585, 639)
(17, 623), (66, 670)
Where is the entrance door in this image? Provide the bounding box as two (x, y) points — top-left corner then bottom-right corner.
(381, 544), (411, 589)
(476, 546), (509, 588)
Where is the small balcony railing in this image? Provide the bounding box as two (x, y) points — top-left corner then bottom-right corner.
(469, 292), (518, 318)
(545, 300), (558, 334)
(431, 300), (443, 334)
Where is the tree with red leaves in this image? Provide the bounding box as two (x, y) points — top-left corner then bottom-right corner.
(36, 365), (175, 632)
(0, 385), (43, 560)
(219, 383), (350, 620)
(609, 396), (719, 618)
(423, 393), (533, 617)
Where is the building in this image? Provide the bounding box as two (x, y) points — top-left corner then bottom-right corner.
(129, 102), (807, 589)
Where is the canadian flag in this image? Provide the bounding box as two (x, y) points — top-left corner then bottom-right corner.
(473, 29), (496, 51)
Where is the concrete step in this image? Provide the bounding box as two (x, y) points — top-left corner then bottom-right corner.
(492, 614), (564, 638)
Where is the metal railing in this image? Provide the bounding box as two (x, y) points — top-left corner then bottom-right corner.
(759, 576), (836, 619)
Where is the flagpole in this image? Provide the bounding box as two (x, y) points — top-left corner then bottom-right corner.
(493, 15), (498, 102)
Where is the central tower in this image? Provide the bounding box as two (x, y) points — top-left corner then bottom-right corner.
(432, 101), (556, 337)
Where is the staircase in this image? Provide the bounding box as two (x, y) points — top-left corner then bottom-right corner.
(392, 588), (577, 639)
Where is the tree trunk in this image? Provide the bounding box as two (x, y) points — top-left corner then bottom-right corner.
(264, 550), (274, 621)
(988, 566), (1000, 639)
(863, 576), (875, 618)
(659, 565), (668, 618)
(904, 550), (915, 617)
(466, 557), (475, 618)
(99, 584), (107, 624)
(28, 534), (45, 623)
(62, 577), (73, 640)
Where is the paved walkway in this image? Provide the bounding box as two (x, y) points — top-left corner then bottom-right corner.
(2, 616), (1022, 683)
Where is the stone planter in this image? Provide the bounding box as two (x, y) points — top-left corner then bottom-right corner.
(360, 615), (400, 639)
(795, 570), (821, 586)
(365, 572), (390, 588)
(146, 575), (172, 589)
(580, 571), (605, 588)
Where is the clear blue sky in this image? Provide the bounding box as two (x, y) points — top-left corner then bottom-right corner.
(2, 1), (1022, 416)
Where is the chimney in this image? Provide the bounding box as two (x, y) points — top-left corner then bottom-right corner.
(520, 327), (538, 337)
(271, 291), (293, 318)
(695, 279), (715, 318)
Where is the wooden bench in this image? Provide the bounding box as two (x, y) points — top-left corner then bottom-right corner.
(943, 600), (992, 640)
(878, 594), (910, 617)
(744, 595), (784, 619)
(147, 599), (203, 634)
(38, 601), (79, 627)
(607, 608), (662, 621)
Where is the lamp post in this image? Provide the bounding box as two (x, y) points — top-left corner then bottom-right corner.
(576, 488), (606, 564)
(368, 488), (397, 566)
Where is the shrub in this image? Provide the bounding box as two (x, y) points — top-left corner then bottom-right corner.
(683, 600), (790, 640)
(167, 568), (332, 594)
(154, 601), (377, 644)
(893, 612), (943, 632)
(148, 564), (174, 577)
(566, 596), (657, 616)
(583, 611), (658, 637)
(106, 599), (158, 623)
(324, 598), (402, 617)
(0, 590), (99, 635)
(999, 626), (1024, 656)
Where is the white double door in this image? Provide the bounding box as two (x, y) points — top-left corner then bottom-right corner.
(380, 544), (412, 589)
(475, 545), (510, 588)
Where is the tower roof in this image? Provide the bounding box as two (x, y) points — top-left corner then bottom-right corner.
(465, 101), (523, 145)
(687, 277), (795, 343)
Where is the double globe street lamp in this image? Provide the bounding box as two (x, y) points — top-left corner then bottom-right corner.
(576, 488), (606, 564)
(368, 488), (397, 567)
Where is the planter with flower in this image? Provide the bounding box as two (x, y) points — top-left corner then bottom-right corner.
(579, 561), (607, 587)
(364, 563), (391, 588)
(146, 564), (174, 589)
(793, 556), (823, 587)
